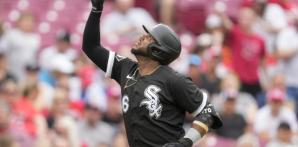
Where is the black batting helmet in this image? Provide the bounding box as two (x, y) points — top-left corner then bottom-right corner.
(143, 24), (181, 65)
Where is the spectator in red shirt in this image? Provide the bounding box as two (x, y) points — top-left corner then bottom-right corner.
(0, 81), (37, 147)
(220, 7), (267, 97)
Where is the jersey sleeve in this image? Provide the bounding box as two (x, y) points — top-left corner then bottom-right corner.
(170, 76), (208, 116)
(105, 52), (136, 84)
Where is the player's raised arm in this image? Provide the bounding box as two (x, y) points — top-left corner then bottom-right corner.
(82, 0), (110, 72)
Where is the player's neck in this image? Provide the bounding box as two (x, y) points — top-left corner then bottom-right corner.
(138, 59), (160, 76)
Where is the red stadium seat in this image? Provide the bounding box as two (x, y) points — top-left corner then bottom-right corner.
(224, 0), (243, 19)
(134, 0), (157, 20)
(176, 0), (207, 35)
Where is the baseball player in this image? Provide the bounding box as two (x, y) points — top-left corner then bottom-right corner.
(82, 0), (223, 146)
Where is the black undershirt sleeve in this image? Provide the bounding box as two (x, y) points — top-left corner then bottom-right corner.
(82, 11), (109, 72)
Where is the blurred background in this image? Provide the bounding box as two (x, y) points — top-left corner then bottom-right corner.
(0, 0), (298, 147)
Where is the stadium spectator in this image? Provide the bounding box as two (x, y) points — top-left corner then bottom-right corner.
(198, 51), (221, 95)
(275, 24), (298, 117)
(187, 54), (201, 86)
(159, 0), (176, 28)
(271, 73), (287, 90)
(0, 79), (19, 106)
(47, 88), (72, 127)
(236, 133), (260, 147)
(101, 0), (156, 38)
(205, 12), (233, 71)
(266, 122), (298, 147)
(73, 54), (97, 93)
(193, 33), (212, 55)
(265, 0), (298, 115)
(102, 84), (123, 125)
(190, 33), (211, 74)
(42, 54), (81, 102)
(84, 77), (108, 115)
(266, 0), (298, 26)
(20, 64), (54, 112)
(0, 134), (19, 147)
(254, 2), (285, 53)
(206, 1), (226, 44)
(39, 30), (77, 71)
(0, 54), (15, 85)
(49, 117), (76, 147)
(190, 33), (222, 92)
(0, 19), (4, 40)
(16, 81), (49, 147)
(214, 92), (247, 140)
(221, 7), (267, 97)
(79, 103), (115, 147)
(81, 51), (107, 112)
(256, 74), (292, 108)
(175, 0), (207, 34)
(0, 100), (12, 136)
(0, 12), (40, 81)
(0, 99), (36, 147)
(39, 31), (76, 87)
(47, 88), (79, 147)
(212, 73), (257, 124)
(254, 88), (298, 141)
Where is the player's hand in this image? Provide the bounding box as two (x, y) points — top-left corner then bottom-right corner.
(162, 138), (192, 147)
(91, 0), (104, 12)
(197, 102), (222, 129)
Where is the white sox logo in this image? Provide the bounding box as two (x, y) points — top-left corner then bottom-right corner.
(140, 85), (163, 119)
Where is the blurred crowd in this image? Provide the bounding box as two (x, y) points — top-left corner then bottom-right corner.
(1, 0), (298, 147)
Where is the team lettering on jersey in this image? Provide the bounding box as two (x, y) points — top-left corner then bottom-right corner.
(140, 85), (163, 119)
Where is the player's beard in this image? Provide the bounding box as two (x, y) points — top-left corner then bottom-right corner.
(131, 48), (150, 57)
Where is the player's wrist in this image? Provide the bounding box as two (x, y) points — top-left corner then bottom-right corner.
(183, 128), (201, 146)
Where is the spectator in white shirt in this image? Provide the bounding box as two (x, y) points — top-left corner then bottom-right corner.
(212, 73), (258, 124)
(275, 26), (298, 118)
(266, 122), (298, 147)
(39, 30), (77, 71)
(101, 0), (156, 38)
(79, 103), (115, 147)
(254, 88), (297, 141)
(0, 13), (40, 81)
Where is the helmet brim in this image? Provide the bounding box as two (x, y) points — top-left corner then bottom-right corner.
(142, 25), (160, 45)
(142, 25), (156, 39)
(142, 25), (150, 35)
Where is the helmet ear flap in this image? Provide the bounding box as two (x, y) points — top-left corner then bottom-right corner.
(147, 43), (163, 62)
(147, 43), (154, 53)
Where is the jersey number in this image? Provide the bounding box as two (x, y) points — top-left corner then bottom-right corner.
(122, 95), (129, 113)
